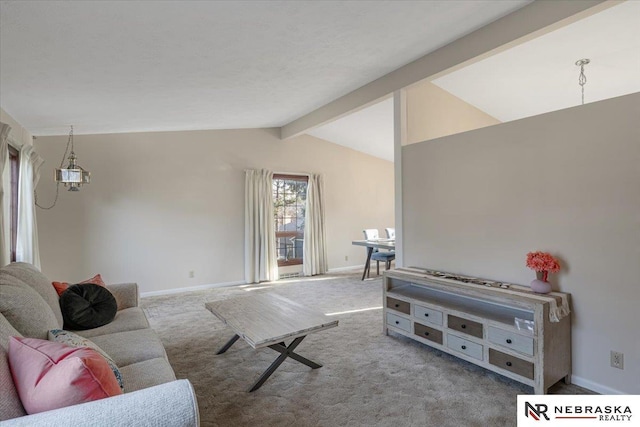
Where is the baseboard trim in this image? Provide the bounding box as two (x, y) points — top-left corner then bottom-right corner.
(327, 265), (362, 273)
(570, 375), (625, 395)
(141, 265), (374, 296)
(140, 280), (245, 297)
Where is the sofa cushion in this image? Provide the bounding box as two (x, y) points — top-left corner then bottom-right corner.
(74, 307), (150, 338)
(89, 328), (168, 367)
(8, 336), (123, 415)
(0, 344), (26, 421)
(118, 358), (177, 392)
(0, 263), (63, 327)
(0, 279), (60, 340)
(53, 273), (107, 296)
(48, 329), (124, 392)
(0, 312), (22, 351)
(105, 282), (139, 310)
(60, 284), (117, 330)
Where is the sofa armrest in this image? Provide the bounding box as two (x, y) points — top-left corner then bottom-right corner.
(106, 282), (139, 310)
(0, 379), (199, 427)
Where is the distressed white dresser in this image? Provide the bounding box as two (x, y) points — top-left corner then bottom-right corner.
(383, 268), (571, 394)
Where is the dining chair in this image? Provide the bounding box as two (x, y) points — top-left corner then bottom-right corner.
(363, 229), (395, 277)
(385, 228), (395, 239)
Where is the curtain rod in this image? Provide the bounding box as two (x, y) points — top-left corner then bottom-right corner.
(273, 171), (310, 177)
(243, 169), (314, 177)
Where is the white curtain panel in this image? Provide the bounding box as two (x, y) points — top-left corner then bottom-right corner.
(0, 123), (11, 266)
(244, 169), (279, 283)
(16, 144), (44, 268)
(303, 173), (328, 276)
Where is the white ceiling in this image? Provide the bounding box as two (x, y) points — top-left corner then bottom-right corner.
(0, 0), (530, 136)
(432, 0), (640, 122)
(308, 97), (394, 161)
(310, 1), (640, 162)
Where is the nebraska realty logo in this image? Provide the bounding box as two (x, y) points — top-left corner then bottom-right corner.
(525, 402), (551, 421)
(517, 395), (639, 426)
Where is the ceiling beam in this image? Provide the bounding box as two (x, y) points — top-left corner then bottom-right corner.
(279, 0), (612, 140)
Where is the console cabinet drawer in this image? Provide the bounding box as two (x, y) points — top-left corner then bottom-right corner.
(448, 315), (483, 339)
(386, 297), (410, 315)
(488, 326), (534, 356)
(414, 322), (443, 344)
(414, 304), (443, 326)
(447, 334), (483, 361)
(489, 349), (534, 380)
(386, 312), (411, 332)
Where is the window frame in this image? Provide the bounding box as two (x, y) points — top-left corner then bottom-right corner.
(8, 145), (19, 262)
(272, 174), (308, 267)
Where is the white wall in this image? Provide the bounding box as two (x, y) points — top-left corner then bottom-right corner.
(34, 128), (394, 293)
(402, 93), (640, 394)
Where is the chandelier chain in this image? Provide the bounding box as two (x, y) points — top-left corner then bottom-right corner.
(576, 58), (590, 106)
(35, 126), (75, 210)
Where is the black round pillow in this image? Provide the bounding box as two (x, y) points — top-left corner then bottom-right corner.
(59, 283), (117, 330)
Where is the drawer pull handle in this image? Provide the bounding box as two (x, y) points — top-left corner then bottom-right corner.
(424, 332), (429, 336)
(506, 362), (512, 367)
(506, 339), (512, 344)
(424, 313), (429, 317)
(461, 345), (467, 350)
(395, 321), (399, 325)
(461, 324), (466, 329)
(395, 304), (399, 307)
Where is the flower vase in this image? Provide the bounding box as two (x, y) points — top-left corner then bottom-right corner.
(530, 271), (552, 294)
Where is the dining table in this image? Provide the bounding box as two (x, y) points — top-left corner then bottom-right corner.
(351, 239), (396, 280)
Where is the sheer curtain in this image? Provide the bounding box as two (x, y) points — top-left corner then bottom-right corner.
(303, 173), (328, 276)
(0, 123), (11, 266)
(16, 144), (44, 268)
(245, 169), (279, 283)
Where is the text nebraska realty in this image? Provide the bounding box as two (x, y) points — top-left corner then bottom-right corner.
(527, 403), (633, 421)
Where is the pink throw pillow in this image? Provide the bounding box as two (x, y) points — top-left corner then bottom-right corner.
(7, 336), (123, 414)
(52, 274), (106, 297)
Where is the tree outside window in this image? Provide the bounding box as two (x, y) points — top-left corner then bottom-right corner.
(272, 174), (308, 266)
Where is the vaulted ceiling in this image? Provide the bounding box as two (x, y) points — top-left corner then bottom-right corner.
(0, 0), (530, 136)
(3, 1), (636, 163)
(308, 0), (640, 162)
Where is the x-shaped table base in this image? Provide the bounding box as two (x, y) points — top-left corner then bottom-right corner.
(216, 334), (322, 392)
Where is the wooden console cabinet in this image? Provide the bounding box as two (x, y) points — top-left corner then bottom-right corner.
(383, 269), (571, 394)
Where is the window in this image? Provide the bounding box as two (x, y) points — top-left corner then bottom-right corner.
(8, 145), (19, 262)
(272, 174), (308, 266)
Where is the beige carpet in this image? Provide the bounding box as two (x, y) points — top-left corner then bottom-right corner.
(142, 270), (591, 427)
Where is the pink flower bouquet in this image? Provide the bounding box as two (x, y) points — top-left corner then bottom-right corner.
(526, 251), (560, 282)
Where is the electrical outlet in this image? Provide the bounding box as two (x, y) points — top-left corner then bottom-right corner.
(188, 270), (195, 278)
(610, 351), (624, 369)
(345, 255), (349, 261)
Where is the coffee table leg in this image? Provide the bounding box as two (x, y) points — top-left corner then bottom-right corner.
(249, 349), (290, 392)
(269, 342), (322, 369)
(249, 335), (322, 392)
(216, 334), (240, 354)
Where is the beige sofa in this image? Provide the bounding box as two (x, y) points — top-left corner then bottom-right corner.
(0, 262), (199, 426)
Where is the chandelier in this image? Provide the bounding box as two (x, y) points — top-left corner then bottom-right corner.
(36, 125), (90, 210)
(54, 125), (90, 191)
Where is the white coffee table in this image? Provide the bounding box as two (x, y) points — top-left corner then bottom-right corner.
(205, 292), (338, 391)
